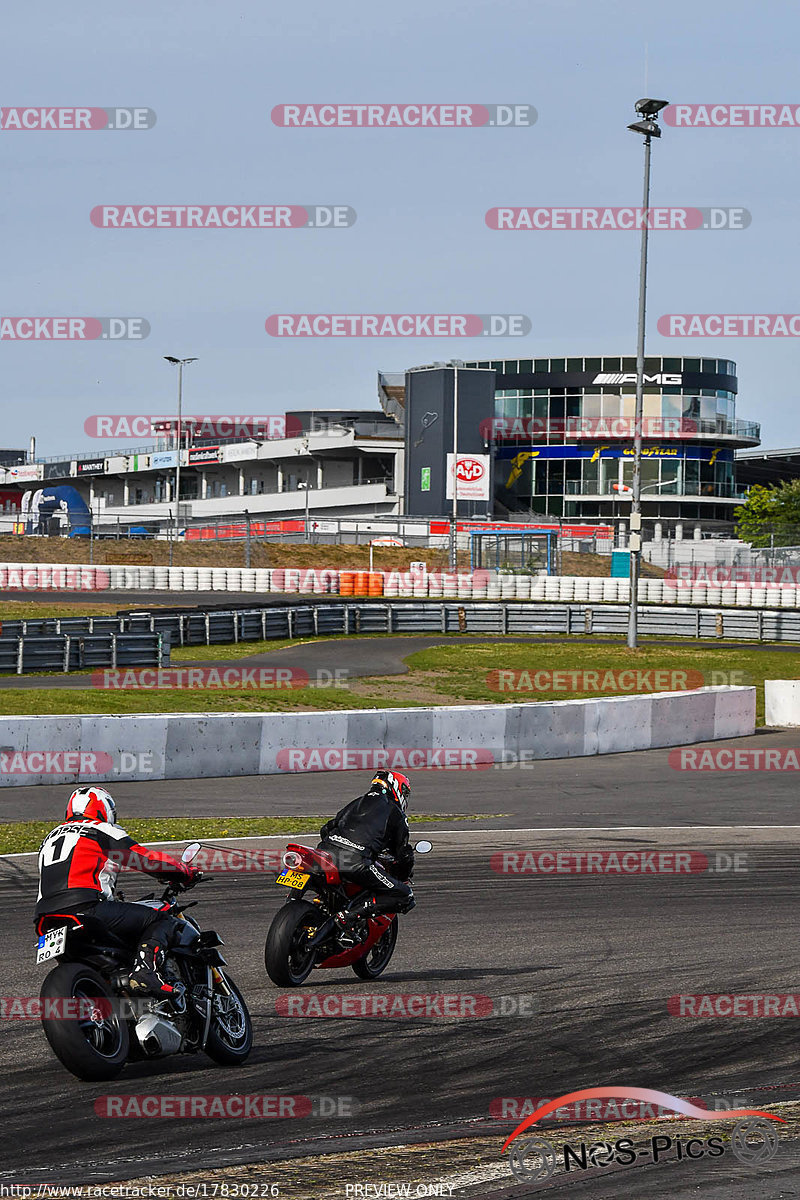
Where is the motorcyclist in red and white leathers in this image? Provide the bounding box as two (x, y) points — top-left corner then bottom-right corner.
(34, 786), (201, 997)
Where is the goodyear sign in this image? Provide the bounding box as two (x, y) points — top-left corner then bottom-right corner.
(496, 445), (731, 462)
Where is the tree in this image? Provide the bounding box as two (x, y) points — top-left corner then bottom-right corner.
(736, 480), (800, 547)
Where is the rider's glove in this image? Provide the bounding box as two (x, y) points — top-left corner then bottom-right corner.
(395, 847), (415, 881)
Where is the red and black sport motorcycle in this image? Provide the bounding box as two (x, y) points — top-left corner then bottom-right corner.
(264, 839), (432, 986)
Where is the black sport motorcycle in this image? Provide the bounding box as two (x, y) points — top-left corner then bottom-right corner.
(35, 843), (252, 1081)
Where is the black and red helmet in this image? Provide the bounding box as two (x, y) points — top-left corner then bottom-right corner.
(371, 770), (411, 815)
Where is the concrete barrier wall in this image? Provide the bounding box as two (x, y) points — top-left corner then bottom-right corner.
(0, 686), (755, 787)
(764, 680), (800, 727)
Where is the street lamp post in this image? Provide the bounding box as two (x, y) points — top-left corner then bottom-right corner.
(163, 356), (197, 565)
(449, 364), (459, 571)
(447, 360), (491, 570)
(626, 98), (669, 649)
(298, 479), (311, 539)
(295, 437), (313, 542)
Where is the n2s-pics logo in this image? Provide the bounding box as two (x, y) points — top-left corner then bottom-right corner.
(504, 1087), (784, 1183)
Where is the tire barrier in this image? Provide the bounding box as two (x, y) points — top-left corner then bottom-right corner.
(0, 564), (111, 591)
(1, 562), (800, 611)
(0, 686), (755, 786)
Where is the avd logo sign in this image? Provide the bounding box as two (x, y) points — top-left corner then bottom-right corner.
(447, 453), (490, 501)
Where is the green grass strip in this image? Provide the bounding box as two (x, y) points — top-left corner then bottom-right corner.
(0, 812), (496, 856)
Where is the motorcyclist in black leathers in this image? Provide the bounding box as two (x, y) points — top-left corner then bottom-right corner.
(318, 770), (415, 943)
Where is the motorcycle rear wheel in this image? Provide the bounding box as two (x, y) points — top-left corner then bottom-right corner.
(265, 900), (320, 987)
(41, 962), (129, 1081)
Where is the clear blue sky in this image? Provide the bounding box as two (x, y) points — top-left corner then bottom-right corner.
(2, 0), (797, 455)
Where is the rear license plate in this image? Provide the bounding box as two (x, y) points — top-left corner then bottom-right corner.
(36, 926), (67, 963)
(276, 870), (310, 890)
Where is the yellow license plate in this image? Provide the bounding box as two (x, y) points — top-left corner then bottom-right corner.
(276, 870), (310, 889)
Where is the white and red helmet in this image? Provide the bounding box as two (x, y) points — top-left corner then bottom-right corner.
(65, 786), (118, 826)
(371, 770), (411, 815)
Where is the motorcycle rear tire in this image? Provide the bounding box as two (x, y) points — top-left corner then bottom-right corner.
(40, 962), (129, 1081)
(264, 900), (319, 987)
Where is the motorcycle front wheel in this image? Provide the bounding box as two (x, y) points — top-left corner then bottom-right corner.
(264, 900), (320, 987)
(352, 916), (398, 980)
(40, 962), (129, 1081)
(204, 975), (253, 1065)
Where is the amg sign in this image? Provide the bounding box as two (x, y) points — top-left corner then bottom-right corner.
(592, 372), (682, 385)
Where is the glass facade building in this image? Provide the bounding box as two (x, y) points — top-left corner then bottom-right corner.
(462, 354), (760, 526)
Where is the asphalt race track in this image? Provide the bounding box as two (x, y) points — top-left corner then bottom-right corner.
(3, 744), (800, 1194)
(1, 727), (800, 826)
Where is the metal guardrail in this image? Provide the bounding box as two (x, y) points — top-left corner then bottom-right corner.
(3, 601), (800, 672)
(0, 632), (170, 676)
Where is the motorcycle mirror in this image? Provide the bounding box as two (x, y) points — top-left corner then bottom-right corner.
(181, 841), (202, 863)
(414, 840), (433, 854)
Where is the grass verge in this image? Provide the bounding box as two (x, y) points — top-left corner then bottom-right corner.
(0, 812), (493, 856)
(0, 685), (420, 715)
(393, 639), (799, 725)
(0, 636), (794, 722)
(170, 638), (295, 661)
